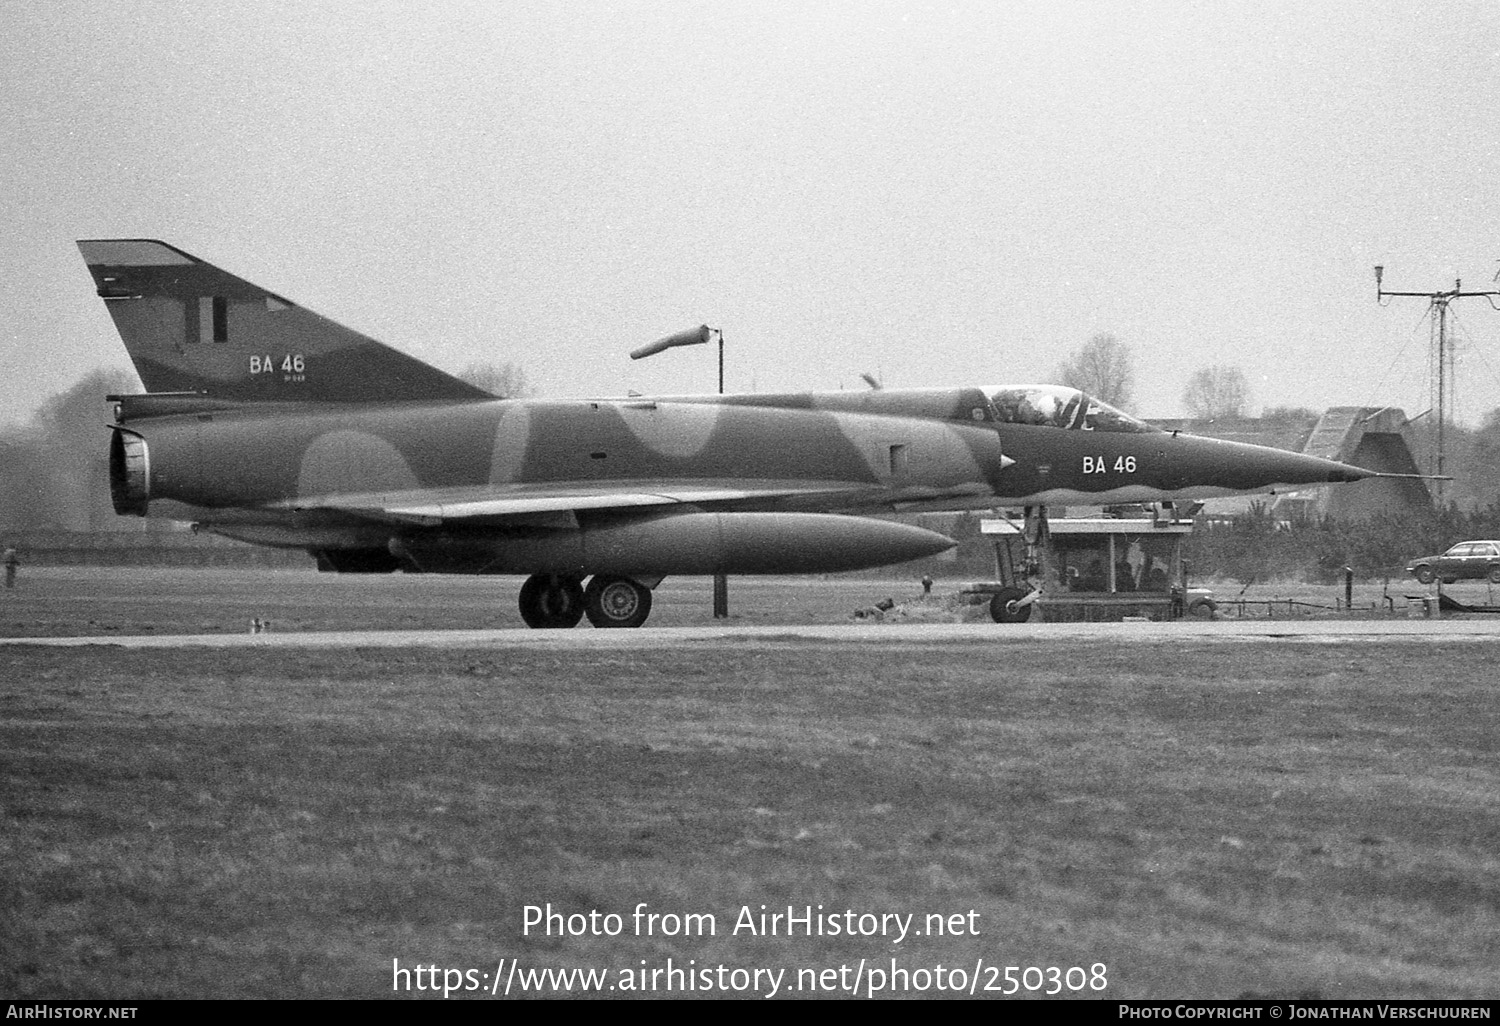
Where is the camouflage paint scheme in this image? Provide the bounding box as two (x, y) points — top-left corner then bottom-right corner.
(78, 240), (1372, 627)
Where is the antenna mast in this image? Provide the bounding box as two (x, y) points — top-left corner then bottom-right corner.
(1374, 266), (1500, 500)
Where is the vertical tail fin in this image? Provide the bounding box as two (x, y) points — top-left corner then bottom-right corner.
(77, 239), (492, 403)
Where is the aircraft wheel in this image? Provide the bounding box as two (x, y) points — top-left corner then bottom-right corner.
(1413, 567), (1435, 585)
(584, 575), (652, 628)
(989, 587), (1032, 624)
(518, 574), (585, 628)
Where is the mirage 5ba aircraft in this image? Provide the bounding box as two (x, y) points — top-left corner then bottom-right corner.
(79, 239), (1374, 628)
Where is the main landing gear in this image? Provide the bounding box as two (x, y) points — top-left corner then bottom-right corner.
(518, 574), (654, 629)
(517, 574), (583, 628)
(583, 574), (653, 628)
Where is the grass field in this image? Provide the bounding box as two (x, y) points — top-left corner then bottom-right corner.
(3, 569), (1500, 999)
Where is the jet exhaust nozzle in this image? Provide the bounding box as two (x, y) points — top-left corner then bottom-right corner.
(109, 429), (150, 516)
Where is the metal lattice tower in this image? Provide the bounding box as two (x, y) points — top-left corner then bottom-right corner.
(1375, 267), (1500, 500)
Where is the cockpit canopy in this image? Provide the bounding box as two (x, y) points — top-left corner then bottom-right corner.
(988, 386), (1158, 434)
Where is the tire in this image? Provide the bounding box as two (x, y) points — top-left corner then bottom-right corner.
(584, 575), (653, 628)
(1489, 566), (1500, 585)
(1187, 598), (1218, 619)
(989, 587), (1033, 624)
(1413, 566), (1435, 585)
(518, 574), (585, 628)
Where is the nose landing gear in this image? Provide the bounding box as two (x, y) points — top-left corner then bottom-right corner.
(989, 586), (1036, 623)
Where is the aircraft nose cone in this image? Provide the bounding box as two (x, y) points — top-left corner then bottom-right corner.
(1171, 435), (1382, 493)
(1326, 463), (1372, 484)
(1289, 454), (1374, 486)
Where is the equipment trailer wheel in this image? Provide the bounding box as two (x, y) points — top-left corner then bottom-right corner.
(1187, 598), (1218, 619)
(989, 587), (1033, 624)
(518, 574), (585, 628)
(584, 575), (652, 628)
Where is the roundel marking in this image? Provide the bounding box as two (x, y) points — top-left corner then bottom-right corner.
(298, 430), (420, 498)
(617, 402), (719, 460)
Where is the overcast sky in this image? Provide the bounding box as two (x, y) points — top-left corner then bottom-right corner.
(4, 0), (1498, 425)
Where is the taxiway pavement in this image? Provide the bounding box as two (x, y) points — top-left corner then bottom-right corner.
(5, 619), (1500, 648)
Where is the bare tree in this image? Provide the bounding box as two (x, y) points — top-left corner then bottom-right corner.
(457, 361), (537, 399)
(1183, 365), (1251, 420)
(0, 367), (138, 531)
(1054, 333), (1135, 411)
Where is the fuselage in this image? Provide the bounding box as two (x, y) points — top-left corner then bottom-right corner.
(114, 383), (1366, 527)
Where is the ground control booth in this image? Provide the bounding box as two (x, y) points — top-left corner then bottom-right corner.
(970, 512), (1214, 623)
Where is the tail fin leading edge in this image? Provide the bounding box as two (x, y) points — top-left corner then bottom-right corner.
(77, 239), (492, 403)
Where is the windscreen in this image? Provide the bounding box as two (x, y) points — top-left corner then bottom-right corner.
(988, 386), (1158, 433)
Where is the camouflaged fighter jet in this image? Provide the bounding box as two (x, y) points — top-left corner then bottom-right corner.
(79, 238), (1376, 628)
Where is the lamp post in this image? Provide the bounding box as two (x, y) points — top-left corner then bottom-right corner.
(630, 324), (730, 618)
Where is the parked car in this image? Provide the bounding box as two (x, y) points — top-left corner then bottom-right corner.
(1406, 541), (1500, 585)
